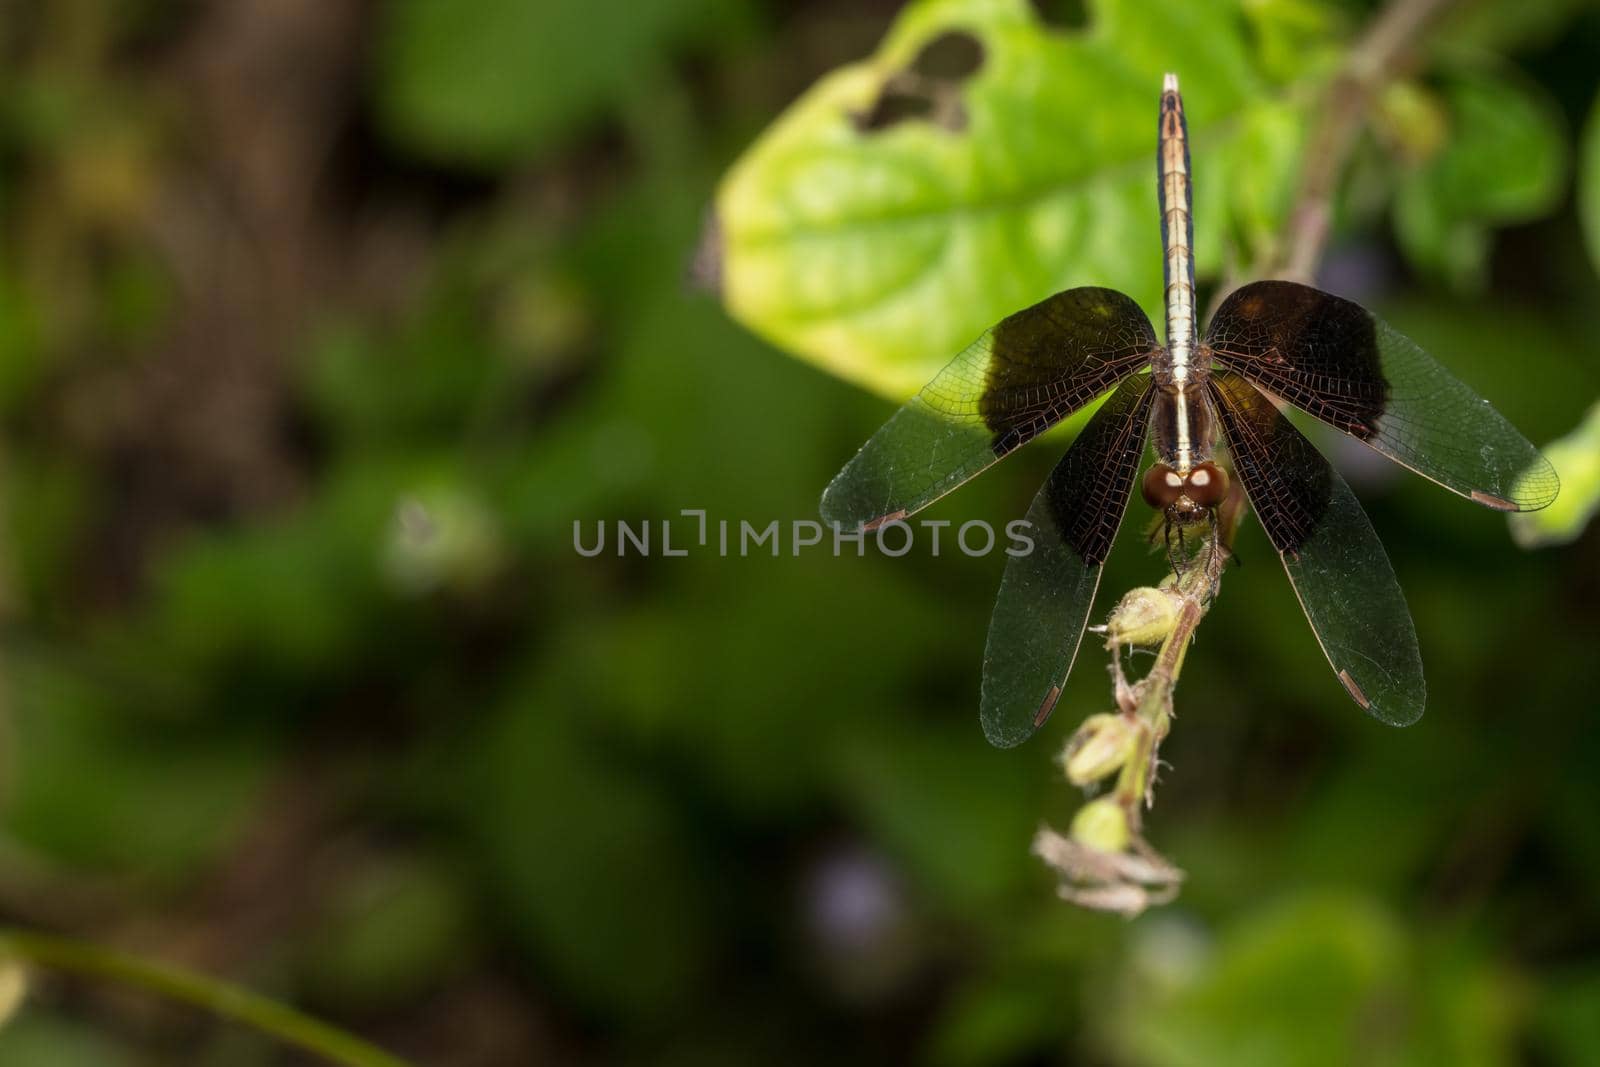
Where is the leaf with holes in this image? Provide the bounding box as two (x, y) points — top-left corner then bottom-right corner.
(710, 0), (1342, 399)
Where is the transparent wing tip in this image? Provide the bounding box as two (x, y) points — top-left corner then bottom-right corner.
(1338, 668), (1425, 727)
(818, 485), (902, 531)
(1505, 456), (1561, 513)
(979, 708), (1036, 749)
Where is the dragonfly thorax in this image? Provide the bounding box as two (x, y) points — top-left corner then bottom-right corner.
(1150, 377), (1216, 470)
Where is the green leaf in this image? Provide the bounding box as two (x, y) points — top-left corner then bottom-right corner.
(714, 0), (1334, 400)
(1242, 0), (1347, 87)
(1535, 969), (1600, 1066)
(474, 680), (713, 1021)
(1393, 66), (1567, 292)
(1102, 895), (1525, 1067)
(301, 859), (473, 1011)
(1109, 895), (1405, 1067)
(5, 662), (273, 880)
(0, 1015), (129, 1067)
(832, 724), (1041, 906)
(1435, 0), (1596, 55)
(1509, 398), (1600, 549)
(376, 0), (749, 166)
(1582, 89), (1600, 280)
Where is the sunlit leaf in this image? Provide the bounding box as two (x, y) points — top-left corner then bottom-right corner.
(714, 0), (1338, 399)
(1509, 399), (1600, 548)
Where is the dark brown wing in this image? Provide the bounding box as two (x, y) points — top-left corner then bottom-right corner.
(1209, 372), (1424, 727)
(1205, 280), (1557, 512)
(981, 373), (1154, 748)
(822, 288), (1157, 529)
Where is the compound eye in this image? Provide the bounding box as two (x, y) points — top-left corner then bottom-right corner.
(1141, 464), (1186, 509)
(1184, 462), (1230, 508)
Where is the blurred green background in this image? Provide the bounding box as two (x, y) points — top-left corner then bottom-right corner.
(0, 0), (1596, 1064)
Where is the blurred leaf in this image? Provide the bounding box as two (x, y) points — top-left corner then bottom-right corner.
(4, 451), (92, 619)
(0, 960), (25, 1031)
(6, 663), (272, 879)
(1582, 89), (1600, 279)
(133, 449), (490, 694)
(1509, 398), (1600, 548)
(1374, 81), (1449, 166)
(0, 267), (43, 410)
(1242, 0), (1346, 86)
(1107, 894), (1403, 1067)
(1535, 970), (1600, 1066)
(141, 481), (384, 683)
(376, 0), (750, 165)
(304, 304), (493, 448)
(832, 725), (1041, 907)
(929, 971), (1079, 1067)
(1436, 0), (1597, 54)
(0, 1014), (128, 1067)
(1393, 67), (1566, 291)
(301, 857), (473, 1011)
(714, 0), (1334, 399)
(1104, 894), (1524, 1067)
(474, 681), (714, 1021)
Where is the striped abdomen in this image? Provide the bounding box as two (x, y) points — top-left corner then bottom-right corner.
(1158, 73), (1196, 378)
(1155, 73), (1208, 470)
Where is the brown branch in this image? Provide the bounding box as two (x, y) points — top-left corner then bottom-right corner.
(1280, 0), (1457, 283)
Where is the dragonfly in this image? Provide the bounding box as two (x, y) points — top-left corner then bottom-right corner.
(821, 73), (1559, 748)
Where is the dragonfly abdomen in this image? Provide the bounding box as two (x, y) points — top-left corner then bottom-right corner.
(1158, 73), (1197, 381)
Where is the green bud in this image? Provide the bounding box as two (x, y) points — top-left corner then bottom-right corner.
(1070, 797), (1130, 853)
(1375, 80), (1447, 165)
(0, 960), (26, 1030)
(1062, 713), (1138, 785)
(1105, 585), (1180, 647)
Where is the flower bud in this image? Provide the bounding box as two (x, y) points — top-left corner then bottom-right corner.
(1070, 796), (1130, 854)
(1061, 713), (1137, 785)
(1105, 585), (1180, 647)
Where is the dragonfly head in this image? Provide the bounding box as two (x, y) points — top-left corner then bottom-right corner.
(1141, 461), (1230, 523)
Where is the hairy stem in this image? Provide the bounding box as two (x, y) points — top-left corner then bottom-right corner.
(0, 930), (413, 1067)
(1113, 541), (1227, 824)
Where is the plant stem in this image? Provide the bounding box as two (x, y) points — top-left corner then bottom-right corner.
(1281, 0), (1457, 281)
(0, 930), (413, 1067)
(1111, 542), (1227, 826)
